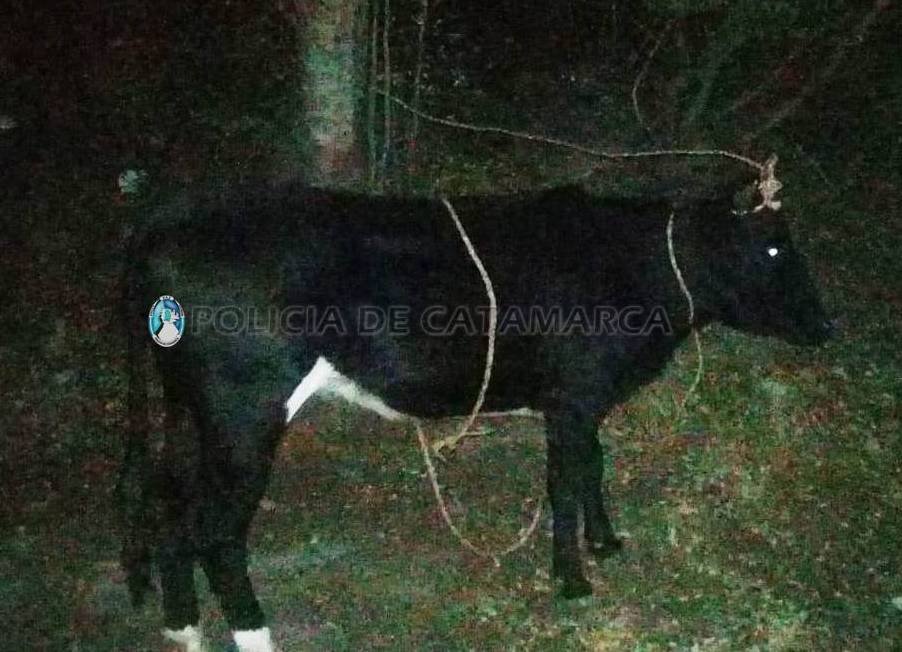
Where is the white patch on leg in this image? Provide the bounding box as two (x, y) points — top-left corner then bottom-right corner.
(284, 356), (405, 423)
(233, 627), (275, 652)
(162, 624), (206, 652)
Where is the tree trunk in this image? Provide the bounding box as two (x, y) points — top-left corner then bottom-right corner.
(304, 0), (368, 185)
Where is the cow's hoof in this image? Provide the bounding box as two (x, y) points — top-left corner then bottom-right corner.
(560, 575), (593, 599)
(589, 538), (623, 560)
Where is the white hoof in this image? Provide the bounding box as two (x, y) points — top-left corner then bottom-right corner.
(161, 624), (206, 652)
(233, 626), (276, 652)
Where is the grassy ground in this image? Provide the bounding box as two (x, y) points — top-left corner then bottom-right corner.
(1, 65), (900, 652)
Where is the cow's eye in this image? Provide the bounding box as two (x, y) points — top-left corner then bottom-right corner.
(766, 247), (780, 258)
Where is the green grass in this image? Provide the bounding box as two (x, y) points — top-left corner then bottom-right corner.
(2, 296), (898, 650)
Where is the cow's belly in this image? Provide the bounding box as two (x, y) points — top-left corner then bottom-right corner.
(284, 347), (541, 423)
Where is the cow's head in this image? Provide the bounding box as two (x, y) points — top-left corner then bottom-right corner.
(699, 183), (834, 346)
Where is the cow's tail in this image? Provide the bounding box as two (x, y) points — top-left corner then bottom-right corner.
(117, 227), (154, 606)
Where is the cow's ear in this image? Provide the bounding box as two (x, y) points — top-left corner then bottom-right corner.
(732, 183), (758, 216)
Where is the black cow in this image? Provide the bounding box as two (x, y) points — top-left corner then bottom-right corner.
(120, 181), (832, 651)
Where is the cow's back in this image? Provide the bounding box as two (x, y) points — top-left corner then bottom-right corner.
(134, 183), (679, 418)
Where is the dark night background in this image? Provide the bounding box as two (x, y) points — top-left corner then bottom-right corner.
(1, 1), (900, 649)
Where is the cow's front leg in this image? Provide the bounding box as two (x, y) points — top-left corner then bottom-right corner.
(544, 408), (593, 598)
(582, 428), (623, 559)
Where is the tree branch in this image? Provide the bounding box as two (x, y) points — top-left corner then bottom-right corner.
(632, 20), (674, 135)
(368, 0), (379, 187)
(408, 0), (429, 165)
(381, 0), (392, 179)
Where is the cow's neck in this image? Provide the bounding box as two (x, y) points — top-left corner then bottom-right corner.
(664, 207), (726, 331)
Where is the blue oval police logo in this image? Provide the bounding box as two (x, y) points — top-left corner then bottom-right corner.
(148, 295), (185, 347)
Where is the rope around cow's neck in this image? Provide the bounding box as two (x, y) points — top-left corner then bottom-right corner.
(412, 196), (544, 566)
(664, 157), (784, 407)
(666, 212), (704, 407)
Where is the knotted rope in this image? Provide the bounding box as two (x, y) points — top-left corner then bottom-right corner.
(413, 196), (544, 565)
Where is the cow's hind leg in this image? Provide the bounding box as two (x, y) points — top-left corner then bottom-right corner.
(544, 407), (595, 598)
(157, 403), (205, 650)
(194, 407), (283, 652)
(159, 532), (203, 651)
